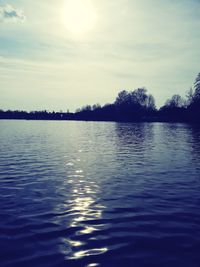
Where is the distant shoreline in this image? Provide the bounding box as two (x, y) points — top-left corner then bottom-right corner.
(0, 115), (199, 124)
(1, 73), (200, 124)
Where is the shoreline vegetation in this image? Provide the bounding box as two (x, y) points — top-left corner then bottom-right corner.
(1, 73), (200, 124)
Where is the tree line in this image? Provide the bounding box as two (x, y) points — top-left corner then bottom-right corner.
(1, 72), (200, 123)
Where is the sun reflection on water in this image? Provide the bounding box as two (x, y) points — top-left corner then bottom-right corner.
(59, 161), (107, 261)
(74, 247), (108, 259)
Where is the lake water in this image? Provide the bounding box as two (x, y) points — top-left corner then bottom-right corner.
(0, 120), (200, 267)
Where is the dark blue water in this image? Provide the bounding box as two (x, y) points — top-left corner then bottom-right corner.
(0, 121), (200, 267)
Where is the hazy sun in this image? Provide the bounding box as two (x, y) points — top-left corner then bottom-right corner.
(62, 0), (97, 36)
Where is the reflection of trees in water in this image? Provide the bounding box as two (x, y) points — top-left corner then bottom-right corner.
(160, 123), (189, 148)
(114, 123), (155, 155)
(111, 123), (156, 198)
(187, 125), (200, 166)
(161, 123), (200, 160)
(157, 123), (200, 173)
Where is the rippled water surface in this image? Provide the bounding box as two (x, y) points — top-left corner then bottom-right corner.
(1, 121), (200, 267)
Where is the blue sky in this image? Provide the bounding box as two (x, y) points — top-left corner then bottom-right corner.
(0, 0), (199, 111)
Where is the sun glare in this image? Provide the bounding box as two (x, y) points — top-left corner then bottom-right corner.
(62, 0), (97, 36)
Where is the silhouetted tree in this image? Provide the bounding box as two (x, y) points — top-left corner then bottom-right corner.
(115, 90), (130, 106)
(186, 73), (200, 122)
(81, 105), (92, 112)
(1, 73), (200, 123)
(114, 88), (156, 121)
(92, 104), (101, 111)
(131, 88), (148, 106)
(146, 94), (156, 111)
(164, 94), (185, 108)
(186, 88), (194, 106)
(194, 73), (200, 101)
(159, 94), (186, 122)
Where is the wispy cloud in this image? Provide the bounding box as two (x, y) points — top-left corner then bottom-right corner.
(0, 4), (25, 23)
(0, 0), (199, 110)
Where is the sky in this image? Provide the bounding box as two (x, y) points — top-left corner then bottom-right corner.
(0, 0), (200, 111)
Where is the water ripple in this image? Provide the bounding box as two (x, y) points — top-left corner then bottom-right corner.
(0, 121), (200, 267)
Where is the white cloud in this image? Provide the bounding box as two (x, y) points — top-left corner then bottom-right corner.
(0, 4), (25, 23)
(0, 0), (199, 110)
